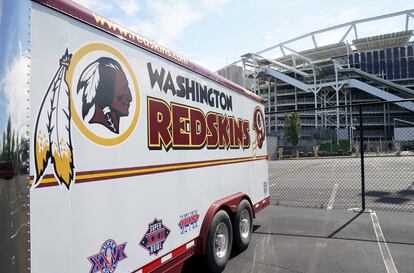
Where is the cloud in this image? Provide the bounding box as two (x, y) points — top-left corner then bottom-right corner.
(75, 0), (231, 48)
(130, 0), (203, 46)
(0, 54), (30, 134)
(74, 0), (113, 13)
(337, 7), (363, 22)
(200, 0), (231, 12)
(119, 0), (140, 16)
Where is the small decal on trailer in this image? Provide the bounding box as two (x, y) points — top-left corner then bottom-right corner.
(178, 210), (200, 234)
(140, 219), (170, 255)
(87, 239), (127, 273)
(252, 107), (266, 157)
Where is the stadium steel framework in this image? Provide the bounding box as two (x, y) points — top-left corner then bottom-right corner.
(218, 9), (414, 145)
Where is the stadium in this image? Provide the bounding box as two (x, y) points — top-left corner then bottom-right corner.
(218, 9), (414, 154)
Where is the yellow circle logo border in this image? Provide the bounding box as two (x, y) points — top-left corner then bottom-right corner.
(66, 43), (140, 146)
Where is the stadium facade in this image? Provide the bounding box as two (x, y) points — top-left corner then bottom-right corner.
(218, 9), (414, 151)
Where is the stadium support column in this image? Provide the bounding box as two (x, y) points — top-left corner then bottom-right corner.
(268, 80), (271, 132)
(274, 79), (278, 131)
(350, 91), (354, 149)
(294, 73), (298, 110)
(359, 105), (366, 211)
(314, 92), (317, 128)
(313, 69), (318, 129)
(344, 90), (348, 134)
(334, 63), (340, 131)
(383, 103), (387, 140)
(323, 92), (327, 127)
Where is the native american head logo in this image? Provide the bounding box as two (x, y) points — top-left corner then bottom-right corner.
(77, 57), (132, 134)
(252, 107), (266, 157)
(33, 44), (140, 190)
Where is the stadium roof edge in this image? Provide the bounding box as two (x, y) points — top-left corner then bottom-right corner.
(218, 8), (414, 72)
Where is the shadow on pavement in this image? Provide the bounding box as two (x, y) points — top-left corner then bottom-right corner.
(181, 236), (253, 273)
(182, 249), (246, 273)
(364, 186), (414, 205)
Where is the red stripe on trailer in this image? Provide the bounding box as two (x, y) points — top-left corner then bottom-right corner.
(253, 196), (270, 214)
(172, 244), (187, 257)
(29, 155), (268, 187)
(132, 239), (197, 273)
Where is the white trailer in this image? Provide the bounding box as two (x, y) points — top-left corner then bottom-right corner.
(0, 1), (269, 273)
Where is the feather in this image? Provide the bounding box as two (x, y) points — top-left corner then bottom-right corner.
(33, 54), (70, 185)
(77, 61), (100, 119)
(33, 84), (53, 185)
(49, 51), (75, 189)
(33, 49), (74, 189)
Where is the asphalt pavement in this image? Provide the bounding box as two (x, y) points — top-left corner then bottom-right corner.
(221, 206), (414, 273)
(268, 156), (414, 211)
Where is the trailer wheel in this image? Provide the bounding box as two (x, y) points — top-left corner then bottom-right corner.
(233, 199), (253, 251)
(206, 210), (233, 273)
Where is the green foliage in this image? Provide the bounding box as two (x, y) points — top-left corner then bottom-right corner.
(0, 116), (20, 161)
(20, 135), (30, 163)
(319, 139), (351, 156)
(283, 112), (301, 147)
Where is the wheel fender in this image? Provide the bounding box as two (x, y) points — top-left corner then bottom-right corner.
(198, 192), (253, 255)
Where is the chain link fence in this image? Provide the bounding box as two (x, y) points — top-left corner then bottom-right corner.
(266, 100), (414, 212)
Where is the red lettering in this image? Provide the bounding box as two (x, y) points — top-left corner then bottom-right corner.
(242, 121), (250, 148)
(148, 98), (171, 149)
(218, 115), (230, 149)
(190, 108), (207, 147)
(147, 97), (251, 151)
(146, 234), (155, 245)
(159, 229), (165, 241)
(207, 113), (218, 148)
(172, 104), (190, 146)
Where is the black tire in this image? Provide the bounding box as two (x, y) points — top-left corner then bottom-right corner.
(206, 210), (233, 273)
(233, 199), (253, 251)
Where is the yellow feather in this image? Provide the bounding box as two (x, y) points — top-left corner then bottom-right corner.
(52, 138), (73, 188)
(35, 129), (50, 181)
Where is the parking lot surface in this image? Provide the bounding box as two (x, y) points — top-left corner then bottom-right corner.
(269, 156), (414, 211)
(222, 206), (414, 273)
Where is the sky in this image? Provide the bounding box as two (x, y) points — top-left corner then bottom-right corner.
(0, 1), (413, 135)
(72, 0), (414, 71)
(0, 1), (30, 136)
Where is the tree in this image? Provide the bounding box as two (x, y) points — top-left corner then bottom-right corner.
(20, 134), (30, 164)
(6, 116), (12, 160)
(1, 131), (5, 160)
(283, 112), (301, 154)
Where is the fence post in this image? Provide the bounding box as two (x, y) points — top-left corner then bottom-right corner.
(359, 105), (366, 211)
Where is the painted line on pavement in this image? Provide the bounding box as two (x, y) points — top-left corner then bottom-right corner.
(370, 211), (398, 273)
(269, 163), (322, 182)
(327, 183), (338, 210)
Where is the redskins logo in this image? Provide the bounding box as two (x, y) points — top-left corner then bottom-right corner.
(33, 43), (140, 189)
(67, 43), (140, 146)
(252, 107), (265, 157)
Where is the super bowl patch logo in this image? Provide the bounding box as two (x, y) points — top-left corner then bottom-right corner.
(88, 239), (127, 273)
(178, 210), (200, 234)
(140, 219), (170, 255)
(252, 107), (265, 157)
(33, 43), (140, 189)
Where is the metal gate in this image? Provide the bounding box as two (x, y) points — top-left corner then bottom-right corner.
(266, 100), (414, 212)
